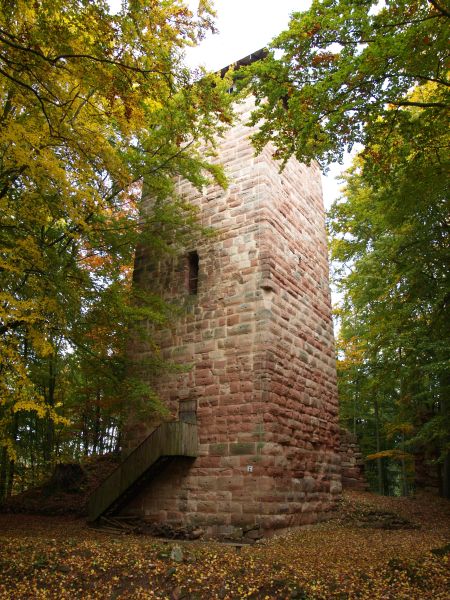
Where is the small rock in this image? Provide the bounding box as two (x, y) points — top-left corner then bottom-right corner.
(190, 528), (204, 540)
(245, 529), (263, 540)
(170, 545), (184, 563)
(243, 523), (260, 534)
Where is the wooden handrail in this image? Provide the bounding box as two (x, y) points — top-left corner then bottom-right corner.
(88, 421), (198, 522)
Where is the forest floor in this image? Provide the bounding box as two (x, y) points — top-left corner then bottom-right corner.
(0, 490), (449, 599)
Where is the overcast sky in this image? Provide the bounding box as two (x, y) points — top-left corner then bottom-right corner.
(185, 1), (311, 71)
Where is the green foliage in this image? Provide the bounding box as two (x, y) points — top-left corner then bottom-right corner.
(0, 0), (234, 491)
(242, 0), (449, 168)
(331, 87), (449, 492)
(241, 0), (449, 494)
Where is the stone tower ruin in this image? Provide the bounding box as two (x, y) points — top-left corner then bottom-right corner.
(117, 94), (342, 538)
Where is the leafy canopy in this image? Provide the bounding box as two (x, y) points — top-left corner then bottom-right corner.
(243, 0), (449, 168)
(241, 0), (449, 492)
(0, 0), (233, 458)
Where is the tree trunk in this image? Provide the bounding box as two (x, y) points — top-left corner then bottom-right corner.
(114, 428), (122, 454)
(6, 413), (19, 498)
(6, 459), (15, 498)
(441, 451), (450, 499)
(401, 457), (408, 497)
(439, 370), (450, 498)
(82, 410), (89, 456)
(43, 358), (56, 465)
(0, 446), (7, 501)
(93, 390), (101, 454)
(374, 397), (385, 495)
(353, 376), (359, 436)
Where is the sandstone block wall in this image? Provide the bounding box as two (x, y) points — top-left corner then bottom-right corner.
(125, 98), (341, 537)
(339, 428), (368, 491)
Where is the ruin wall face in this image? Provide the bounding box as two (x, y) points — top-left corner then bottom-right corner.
(125, 98), (341, 537)
(339, 428), (368, 491)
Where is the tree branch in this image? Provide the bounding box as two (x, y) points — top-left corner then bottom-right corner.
(0, 31), (171, 80)
(391, 100), (448, 109)
(428, 0), (450, 18)
(149, 140), (195, 174)
(0, 67), (55, 133)
(0, 320), (24, 336)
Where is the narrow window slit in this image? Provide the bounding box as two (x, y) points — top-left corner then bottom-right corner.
(188, 251), (199, 295)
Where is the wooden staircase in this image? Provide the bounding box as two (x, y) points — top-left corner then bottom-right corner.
(88, 421), (198, 522)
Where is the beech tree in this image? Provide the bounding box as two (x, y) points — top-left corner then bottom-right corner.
(242, 0), (449, 495)
(0, 0), (233, 494)
(243, 0), (448, 167)
(331, 102), (449, 495)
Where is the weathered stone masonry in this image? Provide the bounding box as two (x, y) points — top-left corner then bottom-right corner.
(125, 98), (342, 536)
(339, 428), (368, 491)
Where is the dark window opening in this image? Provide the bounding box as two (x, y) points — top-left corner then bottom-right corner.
(188, 251), (199, 295)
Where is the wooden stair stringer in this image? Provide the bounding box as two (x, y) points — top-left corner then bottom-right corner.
(88, 421), (198, 522)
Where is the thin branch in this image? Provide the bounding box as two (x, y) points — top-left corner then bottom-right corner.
(0, 31), (171, 80)
(428, 0), (450, 18)
(0, 320), (24, 336)
(0, 66), (54, 133)
(391, 100), (448, 109)
(0, 88), (15, 125)
(404, 73), (449, 87)
(149, 140), (195, 174)
(0, 166), (27, 200)
(52, 54), (168, 77)
(70, 89), (95, 123)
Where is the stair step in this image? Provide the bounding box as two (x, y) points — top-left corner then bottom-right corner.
(88, 422), (198, 522)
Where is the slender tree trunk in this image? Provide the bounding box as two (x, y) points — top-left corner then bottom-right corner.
(374, 397), (385, 495)
(75, 432), (81, 458)
(400, 435), (409, 497)
(442, 452), (450, 499)
(30, 448), (35, 488)
(6, 459), (15, 498)
(114, 428), (122, 454)
(82, 410), (89, 456)
(0, 446), (7, 501)
(353, 376), (359, 436)
(439, 370), (450, 498)
(43, 358), (56, 465)
(398, 366), (409, 497)
(6, 413), (19, 498)
(99, 419), (105, 454)
(93, 390), (101, 454)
